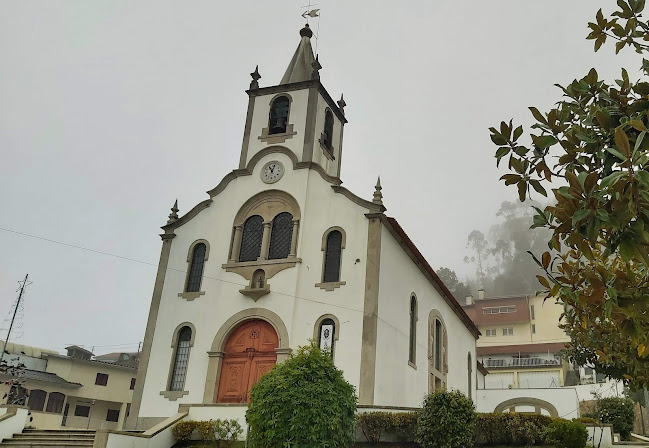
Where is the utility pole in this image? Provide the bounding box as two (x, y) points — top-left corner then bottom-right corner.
(0, 274), (29, 366)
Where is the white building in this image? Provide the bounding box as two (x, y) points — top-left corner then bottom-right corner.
(127, 24), (480, 430)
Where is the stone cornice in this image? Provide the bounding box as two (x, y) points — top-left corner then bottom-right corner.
(332, 186), (385, 213)
(161, 199), (213, 232)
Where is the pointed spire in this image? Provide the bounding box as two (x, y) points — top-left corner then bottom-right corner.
(337, 94), (346, 115)
(280, 24), (317, 85)
(372, 177), (383, 206)
(167, 199), (179, 224)
(249, 65), (261, 89)
(311, 55), (322, 80)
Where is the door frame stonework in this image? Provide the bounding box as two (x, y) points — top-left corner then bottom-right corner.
(203, 308), (290, 403)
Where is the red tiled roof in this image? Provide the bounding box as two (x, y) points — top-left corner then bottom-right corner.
(477, 342), (569, 356)
(384, 217), (481, 338)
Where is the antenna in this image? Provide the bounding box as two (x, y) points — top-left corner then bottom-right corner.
(0, 274), (31, 365)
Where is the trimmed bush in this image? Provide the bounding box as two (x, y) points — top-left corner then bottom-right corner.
(545, 420), (587, 448)
(475, 413), (553, 446)
(595, 397), (635, 440)
(246, 344), (357, 448)
(172, 421), (199, 441)
(196, 421), (213, 441)
(212, 419), (243, 447)
(391, 412), (419, 441)
(356, 412), (419, 443)
(415, 390), (476, 448)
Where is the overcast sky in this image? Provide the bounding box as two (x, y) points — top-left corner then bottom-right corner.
(0, 1), (643, 354)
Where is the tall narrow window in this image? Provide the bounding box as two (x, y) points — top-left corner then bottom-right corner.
(323, 230), (343, 282)
(269, 96), (290, 134)
(435, 319), (442, 371)
(169, 326), (192, 391)
(45, 392), (65, 413)
(467, 352), (473, 400)
(323, 110), (334, 149)
(530, 305), (535, 320)
(28, 389), (46, 411)
(186, 243), (206, 292)
(268, 212), (293, 260)
(409, 295), (417, 365)
(239, 215), (264, 262)
(318, 318), (336, 356)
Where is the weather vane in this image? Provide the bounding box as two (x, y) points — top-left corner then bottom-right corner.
(301, 1), (321, 53)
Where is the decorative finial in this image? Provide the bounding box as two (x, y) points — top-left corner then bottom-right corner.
(373, 177), (383, 206)
(250, 65), (261, 89)
(311, 54), (322, 80)
(337, 94), (346, 115)
(300, 23), (313, 38)
(167, 199), (179, 224)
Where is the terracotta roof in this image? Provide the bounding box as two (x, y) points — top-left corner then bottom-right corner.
(383, 216), (481, 338)
(477, 342), (569, 356)
(0, 369), (82, 388)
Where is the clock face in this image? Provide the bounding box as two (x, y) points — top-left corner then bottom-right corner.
(261, 161), (284, 184)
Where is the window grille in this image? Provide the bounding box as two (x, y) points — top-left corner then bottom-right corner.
(268, 212), (293, 260)
(45, 392), (65, 413)
(269, 96), (290, 134)
(239, 215), (264, 262)
(323, 230), (342, 282)
(170, 326), (192, 391)
(409, 296), (417, 364)
(319, 318), (335, 356)
(323, 110), (334, 149)
(186, 243), (206, 292)
(28, 389), (46, 411)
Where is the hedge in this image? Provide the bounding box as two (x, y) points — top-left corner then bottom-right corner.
(475, 413), (554, 446)
(356, 412), (419, 443)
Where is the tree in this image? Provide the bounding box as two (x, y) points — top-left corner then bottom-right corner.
(436, 267), (471, 303)
(488, 1), (649, 384)
(246, 343), (357, 448)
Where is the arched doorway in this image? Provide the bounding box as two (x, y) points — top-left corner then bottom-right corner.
(216, 319), (278, 403)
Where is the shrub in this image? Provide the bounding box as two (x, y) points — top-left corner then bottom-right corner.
(172, 420), (199, 441)
(196, 421), (214, 441)
(595, 397), (635, 440)
(545, 420), (587, 448)
(415, 390), (476, 448)
(246, 344), (357, 448)
(391, 412), (419, 441)
(212, 419), (243, 447)
(475, 413), (553, 446)
(357, 412), (392, 443)
(574, 416), (599, 425)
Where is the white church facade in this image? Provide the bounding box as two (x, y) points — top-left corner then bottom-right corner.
(127, 24), (480, 430)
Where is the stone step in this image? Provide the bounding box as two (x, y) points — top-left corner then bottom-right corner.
(0, 442), (94, 448)
(21, 432), (94, 435)
(13, 435), (95, 440)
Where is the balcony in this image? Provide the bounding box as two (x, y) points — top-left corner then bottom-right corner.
(484, 357), (560, 368)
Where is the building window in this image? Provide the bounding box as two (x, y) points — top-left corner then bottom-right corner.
(74, 405), (90, 417)
(268, 212), (293, 260)
(409, 295), (417, 365)
(169, 326), (192, 391)
(531, 324), (536, 334)
(428, 311), (448, 393)
(318, 318), (336, 356)
(530, 304), (535, 320)
(502, 328), (514, 336)
(106, 409), (120, 422)
(239, 215), (264, 262)
(185, 242), (206, 292)
(323, 230), (343, 283)
(323, 109), (334, 149)
(483, 306), (516, 314)
(269, 96), (290, 134)
(95, 373), (109, 386)
(130, 378), (136, 390)
(45, 392), (65, 413)
(486, 329), (497, 337)
(28, 389), (46, 411)
(468, 352), (473, 400)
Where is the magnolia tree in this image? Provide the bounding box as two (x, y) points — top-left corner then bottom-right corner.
(489, 0), (649, 385)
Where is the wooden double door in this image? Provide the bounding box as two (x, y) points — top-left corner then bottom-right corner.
(216, 319), (278, 403)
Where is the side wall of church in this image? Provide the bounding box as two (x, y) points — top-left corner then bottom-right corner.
(137, 150), (369, 419)
(374, 226), (478, 408)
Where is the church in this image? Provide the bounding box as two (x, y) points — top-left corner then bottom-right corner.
(127, 23), (481, 430)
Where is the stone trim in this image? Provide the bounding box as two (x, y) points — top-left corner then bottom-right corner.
(315, 281), (346, 291)
(170, 322), (197, 348)
(359, 214), (382, 405)
(177, 291), (205, 301)
(428, 310), (447, 392)
(203, 309), (290, 404)
(239, 96), (256, 169)
(162, 200), (213, 231)
(295, 161), (342, 185)
(408, 361), (417, 370)
(312, 314), (341, 343)
(493, 397), (559, 418)
(232, 190), (301, 227)
(258, 124), (296, 144)
(159, 391), (189, 401)
(318, 226), (346, 289)
(332, 186), (385, 213)
(186, 239), (210, 262)
(222, 258), (301, 281)
(302, 87), (319, 163)
(125, 234), (175, 429)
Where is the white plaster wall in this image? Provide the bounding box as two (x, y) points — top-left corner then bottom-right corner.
(187, 406), (248, 441)
(475, 388), (580, 419)
(567, 380), (625, 402)
(245, 90), (310, 166)
(139, 151), (371, 418)
(374, 226), (478, 408)
(0, 407), (28, 442)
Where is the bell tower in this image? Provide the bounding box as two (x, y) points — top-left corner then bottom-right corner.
(238, 24), (347, 179)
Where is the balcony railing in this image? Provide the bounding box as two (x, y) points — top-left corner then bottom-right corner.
(484, 357), (560, 368)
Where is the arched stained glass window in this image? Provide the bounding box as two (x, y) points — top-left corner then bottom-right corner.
(268, 212), (293, 260)
(318, 318), (336, 356)
(409, 295), (417, 365)
(186, 243), (206, 293)
(323, 110), (334, 149)
(323, 230), (342, 283)
(169, 326), (192, 392)
(28, 389), (46, 411)
(239, 215), (264, 262)
(269, 96), (290, 135)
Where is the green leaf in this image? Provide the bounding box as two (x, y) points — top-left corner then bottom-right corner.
(606, 147), (628, 161)
(517, 181), (527, 202)
(572, 209), (591, 226)
(628, 120), (647, 131)
(495, 146), (510, 159)
(490, 134), (507, 145)
(532, 134), (559, 149)
(530, 180), (547, 196)
(529, 107), (547, 124)
(637, 169), (649, 187)
(615, 127), (632, 156)
(619, 239), (635, 262)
